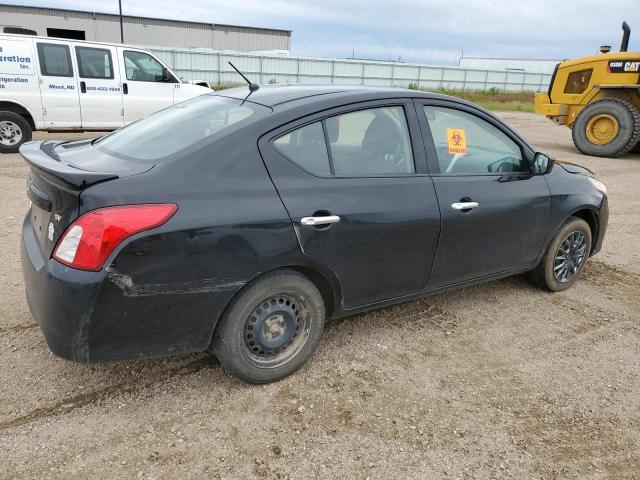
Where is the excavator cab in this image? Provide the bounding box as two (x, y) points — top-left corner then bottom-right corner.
(535, 21), (640, 157)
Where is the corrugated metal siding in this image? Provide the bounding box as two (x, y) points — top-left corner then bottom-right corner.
(0, 5), (291, 51)
(149, 47), (552, 92)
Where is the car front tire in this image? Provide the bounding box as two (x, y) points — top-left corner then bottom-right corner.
(0, 111), (32, 154)
(531, 217), (592, 292)
(212, 270), (326, 383)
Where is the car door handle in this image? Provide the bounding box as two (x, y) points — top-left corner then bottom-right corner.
(122, 82), (128, 94)
(300, 215), (341, 226)
(451, 201), (479, 211)
(80, 81), (86, 93)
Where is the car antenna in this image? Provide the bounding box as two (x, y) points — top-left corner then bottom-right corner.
(228, 62), (259, 92)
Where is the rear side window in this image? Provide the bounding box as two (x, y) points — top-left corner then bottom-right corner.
(273, 122), (331, 176)
(326, 106), (414, 175)
(272, 105), (415, 177)
(37, 43), (73, 77)
(75, 47), (113, 79)
(96, 95), (268, 163)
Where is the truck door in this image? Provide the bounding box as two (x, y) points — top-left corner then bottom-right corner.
(73, 43), (124, 128)
(119, 49), (176, 124)
(34, 40), (81, 128)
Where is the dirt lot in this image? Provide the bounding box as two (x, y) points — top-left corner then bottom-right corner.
(0, 113), (639, 479)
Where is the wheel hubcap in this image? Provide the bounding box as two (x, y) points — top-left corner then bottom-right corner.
(585, 114), (619, 145)
(0, 121), (22, 146)
(243, 293), (311, 367)
(553, 231), (588, 283)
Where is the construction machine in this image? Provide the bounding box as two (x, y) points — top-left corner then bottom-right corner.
(535, 21), (640, 157)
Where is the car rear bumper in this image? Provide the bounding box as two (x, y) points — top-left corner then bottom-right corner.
(21, 215), (224, 363)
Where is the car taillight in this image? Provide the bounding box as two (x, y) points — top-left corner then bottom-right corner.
(52, 204), (177, 271)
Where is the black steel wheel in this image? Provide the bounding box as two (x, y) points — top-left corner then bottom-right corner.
(242, 292), (311, 368)
(212, 270), (325, 383)
(529, 216), (592, 292)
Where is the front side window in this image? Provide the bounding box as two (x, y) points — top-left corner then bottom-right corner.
(326, 106), (414, 175)
(37, 43), (73, 77)
(423, 106), (525, 174)
(75, 47), (113, 79)
(96, 96), (267, 163)
(124, 50), (175, 82)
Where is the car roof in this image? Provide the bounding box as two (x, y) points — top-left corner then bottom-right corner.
(215, 84), (440, 108)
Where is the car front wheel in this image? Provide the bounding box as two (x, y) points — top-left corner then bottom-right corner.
(212, 270), (326, 383)
(531, 217), (592, 292)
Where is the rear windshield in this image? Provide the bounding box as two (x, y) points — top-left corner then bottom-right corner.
(95, 95), (269, 163)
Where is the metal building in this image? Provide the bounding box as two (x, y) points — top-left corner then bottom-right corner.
(0, 4), (291, 52)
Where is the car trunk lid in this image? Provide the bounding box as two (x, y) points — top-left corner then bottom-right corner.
(21, 140), (153, 259)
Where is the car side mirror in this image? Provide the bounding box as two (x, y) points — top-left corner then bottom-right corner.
(531, 152), (554, 175)
(161, 67), (172, 82)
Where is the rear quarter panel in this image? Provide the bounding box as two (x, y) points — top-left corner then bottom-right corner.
(78, 128), (306, 356)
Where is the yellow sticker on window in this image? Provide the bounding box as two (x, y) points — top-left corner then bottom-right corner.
(447, 128), (468, 155)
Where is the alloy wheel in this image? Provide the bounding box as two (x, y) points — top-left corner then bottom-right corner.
(553, 230), (588, 282)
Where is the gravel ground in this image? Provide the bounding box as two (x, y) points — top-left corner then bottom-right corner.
(0, 113), (639, 479)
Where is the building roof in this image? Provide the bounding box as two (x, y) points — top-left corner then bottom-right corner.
(0, 3), (292, 34)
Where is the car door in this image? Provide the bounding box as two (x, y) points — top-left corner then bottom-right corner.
(120, 49), (177, 124)
(415, 100), (550, 288)
(35, 40), (81, 128)
(259, 100), (441, 309)
(73, 43), (124, 128)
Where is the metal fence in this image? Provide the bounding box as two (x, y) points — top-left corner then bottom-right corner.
(147, 46), (552, 92)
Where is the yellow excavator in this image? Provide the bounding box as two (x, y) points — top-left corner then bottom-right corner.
(535, 21), (640, 157)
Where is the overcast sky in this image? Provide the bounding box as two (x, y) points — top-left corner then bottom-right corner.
(4, 0), (639, 64)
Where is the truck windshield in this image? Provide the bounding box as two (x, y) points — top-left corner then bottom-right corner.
(95, 95), (269, 163)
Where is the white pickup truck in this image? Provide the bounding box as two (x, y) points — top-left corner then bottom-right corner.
(0, 33), (211, 152)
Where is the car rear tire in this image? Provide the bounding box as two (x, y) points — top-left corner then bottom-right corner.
(0, 111), (32, 154)
(572, 98), (640, 158)
(212, 270), (325, 383)
(530, 217), (592, 292)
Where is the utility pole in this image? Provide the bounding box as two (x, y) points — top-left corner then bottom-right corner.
(118, 0), (124, 43)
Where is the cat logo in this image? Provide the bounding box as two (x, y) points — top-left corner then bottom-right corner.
(608, 60), (640, 73)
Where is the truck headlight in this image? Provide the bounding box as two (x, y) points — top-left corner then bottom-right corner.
(588, 177), (607, 196)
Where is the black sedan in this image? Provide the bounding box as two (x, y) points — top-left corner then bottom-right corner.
(20, 85), (608, 383)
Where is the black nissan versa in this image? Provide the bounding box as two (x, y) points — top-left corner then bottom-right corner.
(20, 85), (608, 383)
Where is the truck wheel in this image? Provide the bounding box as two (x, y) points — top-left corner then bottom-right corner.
(529, 217), (592, 292)
(572, 98), (640, 157)
(0, 112), (32, 154)
(212, 270), (325, 383)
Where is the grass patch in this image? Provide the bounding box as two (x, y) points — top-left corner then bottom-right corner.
(409, 84), (535, 112)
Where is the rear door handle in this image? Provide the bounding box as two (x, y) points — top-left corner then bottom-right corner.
(451, 201), (479, 211)
(122, 82), (128, 94)
(80, 81), (86, 93)
(300, 215), (341, 226)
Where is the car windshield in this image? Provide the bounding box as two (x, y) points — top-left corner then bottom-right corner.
(95, 95), (269, 163)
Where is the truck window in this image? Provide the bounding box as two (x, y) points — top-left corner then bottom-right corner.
(36, 43), (73, 77)
(123, 50), (176, 83)
(75, 47), (114, 79)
